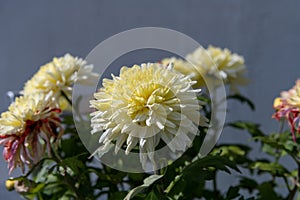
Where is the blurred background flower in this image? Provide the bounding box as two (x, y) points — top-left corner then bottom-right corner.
(162, 46), (248, 92)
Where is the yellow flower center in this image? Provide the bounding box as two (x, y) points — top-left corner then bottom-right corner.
(127, 82), (175, 126)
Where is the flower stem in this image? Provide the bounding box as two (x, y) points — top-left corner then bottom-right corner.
(24, 157), (56, 178)
(213, 171), (219, 200)
(61, 90), (72, 106)
(287, 161), (300, 200)
(63, 174), (84, 199)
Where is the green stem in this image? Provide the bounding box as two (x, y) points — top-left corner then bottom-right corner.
(63, 174), (84, 199)
(213, 171), (219, 200)
(50, 147), (84, 199)
(275, 121), (285, 162)
(156, 184), (164, 195)
(61, 90), (72, 106)
(38, 192), (44, 200)
(277, 119), (284, 134)
(51, 146), (62, 163)
(283, 176), (292, 193)
(287, 161), (300, 200)
(24, 157), (56, 178)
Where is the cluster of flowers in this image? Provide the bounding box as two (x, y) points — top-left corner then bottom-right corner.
(273, 80), (300, 141)
(0, 54), (98, 173)
(0, 46), (247, 173)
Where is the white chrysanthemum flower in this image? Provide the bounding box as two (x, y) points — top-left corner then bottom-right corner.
(163, 46), (247, 92)
(23, 54), (99, 109)
(185, 46), (248, 92)
(90, 63), (208, 169)
(161, 57), (207, 87)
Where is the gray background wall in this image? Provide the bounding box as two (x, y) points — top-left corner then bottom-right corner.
(0, 1), (300, 199)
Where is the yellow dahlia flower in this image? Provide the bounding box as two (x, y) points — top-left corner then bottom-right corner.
(0, 94), (62, 173)
(90, 63), (208, 169)
(23, 54), (98, 109)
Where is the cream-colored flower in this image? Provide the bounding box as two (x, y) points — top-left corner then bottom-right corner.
(90, 63), (208, 169)
(0, 94), (62, 173)
(163, 46), (247, 92)
(23, 54), (98, 109)
(284, 80), (300, 108)
(161, 57), (207, 88)
(188, 46), (248, 91)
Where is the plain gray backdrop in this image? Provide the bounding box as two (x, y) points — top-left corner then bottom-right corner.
(0, 1), (300, 199)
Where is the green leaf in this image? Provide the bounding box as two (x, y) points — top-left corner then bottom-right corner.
(165, 175), (187, 197)
(184, 155), (241, 174)
(251, 161), (289, 176)
(257, 182), (281, 200)
(238, 177), (258, 193)
(34, 159), (56, 183)
(227, 94), (255, 110)
(262, 143), (277, 157)
(109, 192), (127, 200)
(60, 137), (84, 158)
(43, 182), (66, 196)
(128, 173), (148, 183)
(165, 155), (240, 199)
(254, 135), (296, 158)
(200, 189), (216, 200)
(226, 186), (240, 199)
(28, 183), (45, 194)
(227, 121), (264, 137)
(58, 153), (87, 174)
(144, 191), (159, 200)
(212, 144), (252, 165)
(143, 175), (164, 186)
(125, 175), (164, 200)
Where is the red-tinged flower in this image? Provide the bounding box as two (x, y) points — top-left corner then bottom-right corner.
(273, 80), (300, 142)
(0, 94), (63, 174)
